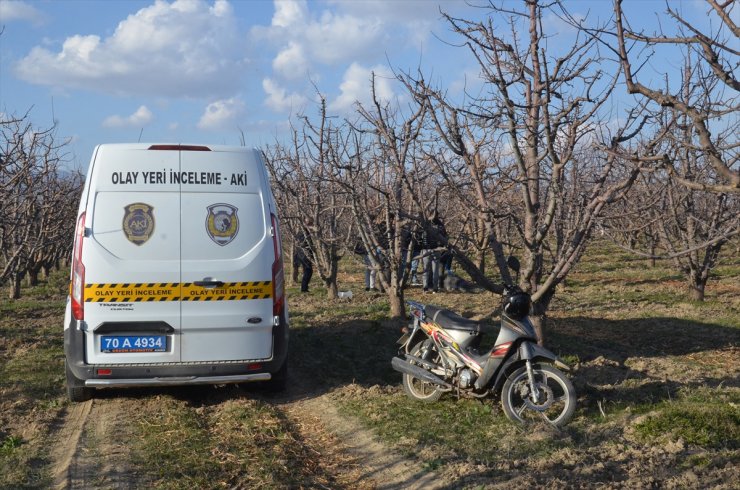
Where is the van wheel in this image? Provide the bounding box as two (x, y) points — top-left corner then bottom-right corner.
(261, 361), (288, 393)
(66, 360), (93, 402)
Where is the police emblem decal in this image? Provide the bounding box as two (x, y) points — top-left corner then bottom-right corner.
(206, 203), (239, 246)
(122, 203), (155, 245)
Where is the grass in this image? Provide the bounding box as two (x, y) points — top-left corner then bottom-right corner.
(130, 393), (340, 489)
(0, 269), (69, 490)
(0, 435), (22, 454)
(305, 241), (740, 486)
(635, 401), (739, 448)
(0, 241), (738, 488)
(633, 388), (740, 448)
(336, 391), (564, 465)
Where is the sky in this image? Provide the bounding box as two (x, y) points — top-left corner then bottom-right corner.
(0, 0), (718, 171)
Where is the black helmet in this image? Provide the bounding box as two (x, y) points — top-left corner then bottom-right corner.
(503, 290), (530, 319)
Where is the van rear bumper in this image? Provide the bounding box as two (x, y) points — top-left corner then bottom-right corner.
(85, 373), (270, 388)
(65, 315), (289, 387)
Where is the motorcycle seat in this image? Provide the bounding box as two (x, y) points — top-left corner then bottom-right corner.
(425, 305), (482, 333)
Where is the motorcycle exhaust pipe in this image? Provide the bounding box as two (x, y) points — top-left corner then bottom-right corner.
(391, 357), (453, 389)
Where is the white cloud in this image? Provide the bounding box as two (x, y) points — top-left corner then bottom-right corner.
(251, 0), (447, 116)
(271, 0), (308, 27)
(262, 78), (307, 113)
(102, 105), (153, 128)
(0, 0), (46, 26)
(197, 97), (245, 130)
(326, 0), (442, 46)
(329, 63), (396, 113)
(15, 0), (245, 98)
(273, 42), (309, 80)
(254, 0), (437, 76)
(302, 12), (385, 65)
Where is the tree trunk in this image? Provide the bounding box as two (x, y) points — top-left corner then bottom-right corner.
(529, 310), (546, 346)
(530, 289), (555, 346)
(28, 267), (40, 287)
(326, 279), (338, 299)
(325, 253), (340, 299)
(388, 285), (405, 319)
(475, 248), (486, 275)
(688, 280), (706, 302)
(10, 272), (23, 300)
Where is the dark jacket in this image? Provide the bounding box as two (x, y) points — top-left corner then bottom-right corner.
(420, 218), (446, 249)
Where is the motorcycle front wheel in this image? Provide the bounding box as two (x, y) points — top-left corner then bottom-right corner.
(402, 340), (444, 402)
(501, 363), (576, 427)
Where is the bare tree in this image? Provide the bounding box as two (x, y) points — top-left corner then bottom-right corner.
(611, 0), (739, 193)
(264, 96), (349, 298)
(404, 0), (644, 342)
(601, 59), (739, 301)
(339, 74), (428, 318)
(404, 77), (518, 285)
(1, 112), (79, 298)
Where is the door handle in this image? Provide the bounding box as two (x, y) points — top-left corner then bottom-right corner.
(193, 280), (225, 288)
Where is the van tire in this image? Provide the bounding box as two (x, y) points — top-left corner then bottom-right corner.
(66, 360), (93, 403)
(261, 361), (288, 393)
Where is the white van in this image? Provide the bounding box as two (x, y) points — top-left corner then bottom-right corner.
(64, 144), (288, 402)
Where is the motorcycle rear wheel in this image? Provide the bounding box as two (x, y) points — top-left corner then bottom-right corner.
(402, 340), (443, 402)
(501, 363), (576, 428)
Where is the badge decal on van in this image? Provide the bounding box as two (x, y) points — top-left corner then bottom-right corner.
(206, 203), (239, 246)
(123, 203), (155, 245)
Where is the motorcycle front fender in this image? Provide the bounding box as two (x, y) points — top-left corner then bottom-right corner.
(489, 341), (570, 395)
(519, 341), (571, 371)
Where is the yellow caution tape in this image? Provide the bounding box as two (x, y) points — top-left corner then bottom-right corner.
(181, 281), (272, 301)
(84, 282), (272, 302)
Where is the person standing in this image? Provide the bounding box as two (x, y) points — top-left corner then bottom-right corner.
(354, 240), (378, 292)
(409, 225), (422, 286)
(293, 221), (314, 293)
(420, 213), (444, 293)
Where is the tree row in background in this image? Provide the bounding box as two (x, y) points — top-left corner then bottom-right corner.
(1, 1), (736, 337)
(0, 111), (82, 299)
(264, 0), (738, 343)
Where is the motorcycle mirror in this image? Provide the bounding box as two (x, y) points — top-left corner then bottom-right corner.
(507, 256), (520, 273)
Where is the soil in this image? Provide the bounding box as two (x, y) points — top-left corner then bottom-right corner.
(43, 370), (440, 489)
(4, 271), (738, 489)
(49, 398), (141, 489)
(31, 310), (739, 490)
(276, 384), (441, 490)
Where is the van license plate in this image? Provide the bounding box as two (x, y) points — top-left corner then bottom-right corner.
(101, 335), (166, 353)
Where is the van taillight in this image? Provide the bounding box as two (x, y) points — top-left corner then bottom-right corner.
(71, 212), (86, 321)
(271, 214), (285, 318)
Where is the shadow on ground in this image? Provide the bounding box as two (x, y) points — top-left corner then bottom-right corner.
(549, 316), (740, 363)
(86, 314), (738, 409)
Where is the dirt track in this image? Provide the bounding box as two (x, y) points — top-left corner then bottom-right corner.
(284, 396), (439, 489)
(45, 380), (439, 490)
(49, 398), (140, 489)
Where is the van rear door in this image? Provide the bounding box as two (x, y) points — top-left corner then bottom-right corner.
(83, 145), (181, 364)
(179, 149), (274, 362)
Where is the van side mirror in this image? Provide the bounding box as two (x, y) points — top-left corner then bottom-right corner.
(506, 256), (520, 273)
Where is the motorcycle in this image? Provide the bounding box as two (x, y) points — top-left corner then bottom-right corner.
(391, 257), (576, 427)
